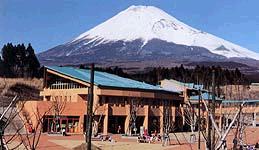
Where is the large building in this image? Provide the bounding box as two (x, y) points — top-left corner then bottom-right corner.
(22, 66), (183, 135)
(160, 79), (259, 130)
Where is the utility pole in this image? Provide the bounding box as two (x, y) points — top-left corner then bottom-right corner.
(198, 88), (201, 150)
(206, 70), (216, 149)
(233, 104), (242, 150)
(207, 101), (211, 149)
(86, 63), (95, 150)
(211, 70), (216, 149)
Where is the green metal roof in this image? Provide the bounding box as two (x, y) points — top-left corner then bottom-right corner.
(190, 92), (259, 104)
(164, 79), (204, 91)
(46, 66), (178, 93)
(189, 92), (222, 101)
(221, 99), (259, 103)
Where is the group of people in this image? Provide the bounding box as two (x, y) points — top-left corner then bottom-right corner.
(138, 129), (163, 143)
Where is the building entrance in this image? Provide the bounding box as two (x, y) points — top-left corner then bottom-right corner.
(108, 116), (126, 134)
(43, 115), (80, 133)
(148, 116), (160, 134)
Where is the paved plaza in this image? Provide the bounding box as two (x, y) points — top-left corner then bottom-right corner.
(6, 127), (259, 150)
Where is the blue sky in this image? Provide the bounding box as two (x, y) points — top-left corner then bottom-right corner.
(1, 0), (259, 54)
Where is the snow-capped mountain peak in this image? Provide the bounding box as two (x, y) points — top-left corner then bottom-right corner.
(73, 5), (196, 44)
(72, 5), (259, 60)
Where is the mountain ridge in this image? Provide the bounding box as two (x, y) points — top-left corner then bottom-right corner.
(38, 5), (259, 70)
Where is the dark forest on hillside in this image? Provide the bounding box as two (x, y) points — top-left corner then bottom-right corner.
(80, 65), (248, 89)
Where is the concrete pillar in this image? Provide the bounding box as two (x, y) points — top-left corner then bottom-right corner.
(143, 105), (149, 131)
(80, 114), (84, 133)
(181, 104), (185, 128)
(253, 112), (256, 127)
(219, 103), (222, 130)
(93, 94), (100, 114)
(182, 88), (188, 103)
(226, 113), (229, 128)
(124, 104), (131, 135)
(205, 110), (209, 132)
(103, 103), (109, 135)
(159, 100), (164, 134)
(171, 105), (176, 123)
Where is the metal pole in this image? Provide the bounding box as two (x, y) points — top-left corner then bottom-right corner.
(212, 70), (216, 150)
(86, 63), (94, 150)
(207, 95), (211, 148)
(0, 131), (4, 150)
(233, 104), (242, 150)
(198, 89), (201, 150)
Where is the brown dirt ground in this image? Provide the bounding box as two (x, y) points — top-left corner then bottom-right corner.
(5, 127), (259, 150)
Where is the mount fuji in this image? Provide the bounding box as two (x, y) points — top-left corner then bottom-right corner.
(38, 5), (259, 69)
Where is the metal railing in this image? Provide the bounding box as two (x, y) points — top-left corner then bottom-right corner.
(49, 82), (86, 89)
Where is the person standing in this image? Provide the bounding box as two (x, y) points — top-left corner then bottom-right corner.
(62, 128), (66, 136)
(117, 125), (121, 134)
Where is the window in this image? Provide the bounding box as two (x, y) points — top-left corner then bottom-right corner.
(124, 98), (128, 105)
(99, 97), (104, 106)
(140, 99), (144, 108)
(115, 98), (119, 107)
(121, 98), (125, 107)
(45, 96), (51, 101)
(152, 100), (159, 108)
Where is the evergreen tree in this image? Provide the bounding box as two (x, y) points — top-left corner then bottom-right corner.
(0, 56), (4, 76)
(1, 43), (40, 78)
(2, 43), (15, 77)
(26, 43), (40, 77)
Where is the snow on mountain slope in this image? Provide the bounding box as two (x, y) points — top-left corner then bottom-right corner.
(72, 5), (259, 60)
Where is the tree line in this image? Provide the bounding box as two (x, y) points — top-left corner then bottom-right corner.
(93, 65), (248, 88)
(0, 43), (40, 78)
